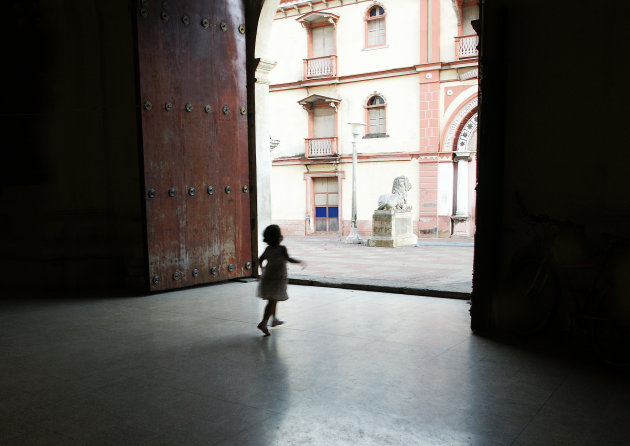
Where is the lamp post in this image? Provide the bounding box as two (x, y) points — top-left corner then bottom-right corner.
(345, 121), (366, 244)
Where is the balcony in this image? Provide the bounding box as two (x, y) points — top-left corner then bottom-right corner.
(455, 35), (479, 59)
(303, 55), (337, 79)
(305, 137), (338, 158)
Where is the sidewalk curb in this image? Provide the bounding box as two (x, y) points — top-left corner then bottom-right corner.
(287, 277), (471, 300)
(417, 241), (474, 247)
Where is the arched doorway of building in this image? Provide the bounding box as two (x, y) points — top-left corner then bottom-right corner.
(442, 96), (478, 238)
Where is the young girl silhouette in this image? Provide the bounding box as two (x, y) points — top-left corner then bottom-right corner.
(256, 225), (304, 336)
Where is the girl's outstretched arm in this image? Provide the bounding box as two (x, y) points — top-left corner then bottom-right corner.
(281, 246), (302, 264)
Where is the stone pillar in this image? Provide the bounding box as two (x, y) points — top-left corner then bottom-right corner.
(455, 152), (471, 216)
(254, 58), (277, 254)
(368, 211), (418, 247)
(418, 69), (441, 237)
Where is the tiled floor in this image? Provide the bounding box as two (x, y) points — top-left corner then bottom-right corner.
(2, 282), (629, 445)
(283, 236), (474, 296)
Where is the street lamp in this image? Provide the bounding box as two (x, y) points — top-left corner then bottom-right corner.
(345, 121), (366, 244)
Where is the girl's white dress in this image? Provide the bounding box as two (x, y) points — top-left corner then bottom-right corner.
(257, 245), (289, 301)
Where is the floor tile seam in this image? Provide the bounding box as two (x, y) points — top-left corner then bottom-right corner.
(279, 326), (379, 343)
(155, 385), (286, 418)
(510, 372), (571, 445)
(17, 422), (80, 444)
(109, 305), (246, 321)
(290, 277), (471, 288)
(281, 326), (464, 351)
(32, 395), (172, 439)
(210, 410), (281, 446)
(283, 295), (359, 308)
(426, 338), (475, 361)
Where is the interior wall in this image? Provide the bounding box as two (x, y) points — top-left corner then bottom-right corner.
(471, 0), (630, 337)
(0, 1), (144, 293)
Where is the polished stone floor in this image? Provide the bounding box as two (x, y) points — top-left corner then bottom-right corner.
(1, 282), (629, 445)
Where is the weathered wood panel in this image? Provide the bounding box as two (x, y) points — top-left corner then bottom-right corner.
(136, 0), (252, 290)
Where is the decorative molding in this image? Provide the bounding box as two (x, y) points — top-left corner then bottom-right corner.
(270, 66), (418, 91)
(364, 91), (387, 105)
(444, 97), (478, 152)
(255, 59), (278, 85)
(454, 154), (472, 162)
(442, 59), (478, 70)
(455, 113), (477, 154)
(458, 68), (478, 80)
(414, 63), (442, 72)
(273, 151), (417, 165)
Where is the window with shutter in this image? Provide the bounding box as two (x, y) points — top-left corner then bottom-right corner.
(366, 95), (387, 136)
(366, 6), (386, 48)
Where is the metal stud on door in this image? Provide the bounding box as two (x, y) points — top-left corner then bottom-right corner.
(136, 0), (253, 291)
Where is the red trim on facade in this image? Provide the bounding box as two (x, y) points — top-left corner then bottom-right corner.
(276, 0), (372, 20)
(419, 0), (429, 64)
(273, 152), (419, 166)
(295, 11), (340, 23)
(364, 92), (387, 135)
(443, 85), (475, 113)
(307, 26), (313, 58)
(453, 107), (478, 150)
(308, 110), (314, 138)
(304, 171), (346, 234)
(442, 59), (479, 69)
(302, 20), (337, 80)
(419, 76), (440, 154)
(270, 66), (420, 91)
(364, 3), (387, 49)
(270, 62), (479, 92)
(431, 0), (440, 62)
(439, 93), (478, 151)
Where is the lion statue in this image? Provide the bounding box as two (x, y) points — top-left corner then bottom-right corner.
(377, 176), (412, 211)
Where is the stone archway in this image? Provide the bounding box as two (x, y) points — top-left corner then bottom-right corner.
(441, 96), (478, 236)
(451, 103), (478, 236)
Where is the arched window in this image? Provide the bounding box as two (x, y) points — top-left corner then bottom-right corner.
(366, 94), (386, 136)
(365, 5), (386, 48)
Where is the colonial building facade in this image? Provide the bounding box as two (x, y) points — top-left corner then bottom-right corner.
(268, 0), (478, 238)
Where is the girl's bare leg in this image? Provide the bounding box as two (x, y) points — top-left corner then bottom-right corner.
(271, 303), (284, 326)
(258, 300), (276, 336)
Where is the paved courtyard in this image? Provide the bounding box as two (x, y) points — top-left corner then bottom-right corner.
(281, 235), (474, 299)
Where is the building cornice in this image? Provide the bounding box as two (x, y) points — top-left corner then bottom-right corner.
(270, 60), (478, 92)
(277, 0), (371, 20)
(442, 58), (479, 69)
(255, 59), (278, 85)
(272, 151), (420, 165)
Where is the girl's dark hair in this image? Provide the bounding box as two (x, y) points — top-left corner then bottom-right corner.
(262, 224), (282, 246)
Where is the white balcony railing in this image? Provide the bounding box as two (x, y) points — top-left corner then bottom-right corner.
(455, 35), (479, 59)
(305, 137), (338, 158)
(303, 55), (337, 79)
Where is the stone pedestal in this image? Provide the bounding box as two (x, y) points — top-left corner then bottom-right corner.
(368, 210), (418, 247)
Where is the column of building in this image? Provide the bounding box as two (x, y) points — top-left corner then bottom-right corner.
(417, 0), (441, 237)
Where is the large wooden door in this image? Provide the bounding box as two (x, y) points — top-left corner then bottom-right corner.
(136, 0), (253, 291)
